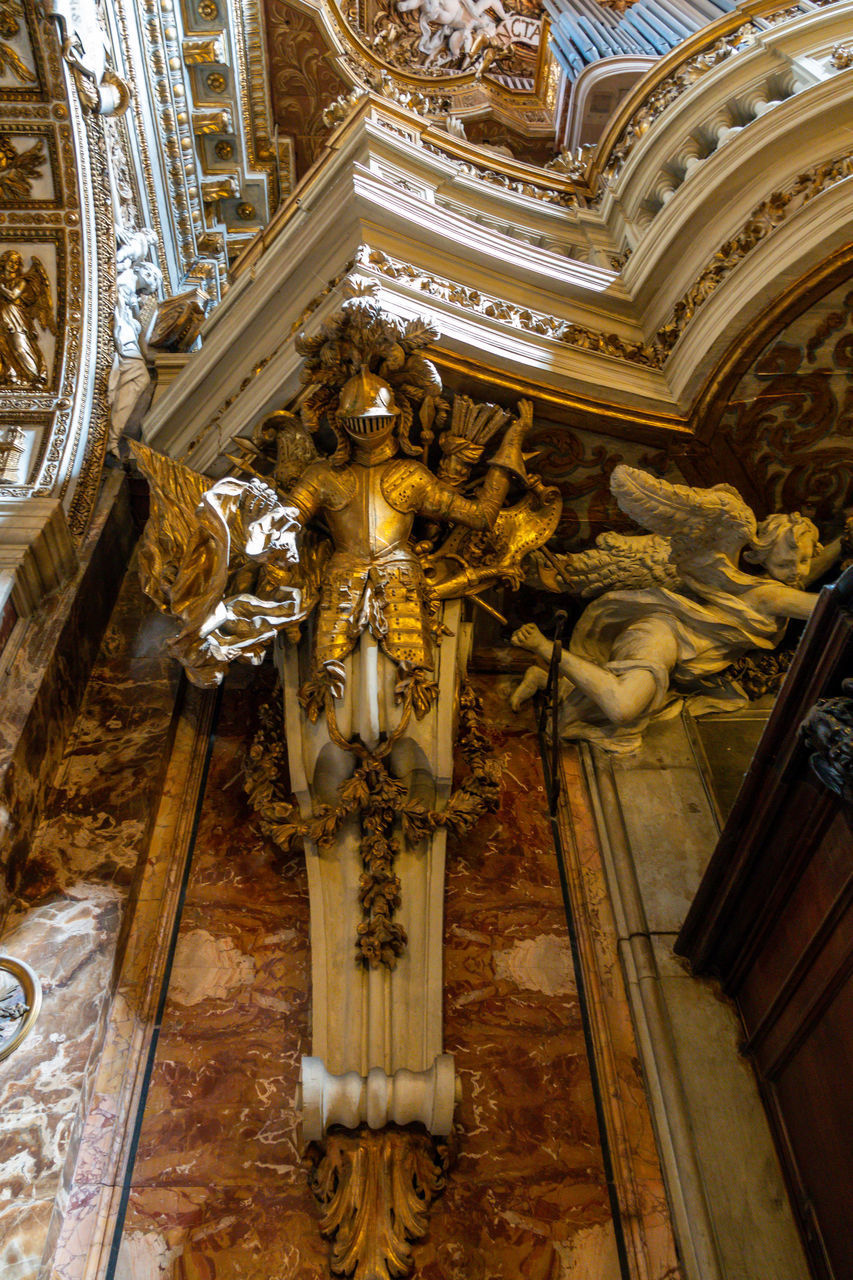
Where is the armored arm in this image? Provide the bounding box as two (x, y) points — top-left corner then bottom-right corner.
(284, 461), (328, 526)
(417, 399), (533, 529)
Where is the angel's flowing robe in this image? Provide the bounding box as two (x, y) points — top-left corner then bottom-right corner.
(561, 563), (787, 752)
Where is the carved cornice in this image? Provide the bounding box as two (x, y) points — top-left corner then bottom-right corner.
(587, 0), (815, 195)
(360, 246), (657, 366)
(654, 149), (853, 361)
(111, 0), (286, 292)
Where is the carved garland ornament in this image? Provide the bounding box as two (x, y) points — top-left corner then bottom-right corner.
(244, 682), (500, 968)
(654, 150), (853, 359)
(358, 141), (853, 368)
(360, 246), (657, 366)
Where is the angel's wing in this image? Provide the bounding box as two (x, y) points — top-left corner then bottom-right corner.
(21, 258), (55, 335)
(543, 532), (681, 597)
(129, 440), (209, 614)
(610, 465), (757, 566)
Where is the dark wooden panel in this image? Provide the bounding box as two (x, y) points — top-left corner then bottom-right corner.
(677, 566), (853, 1280)
(771, 977), (853, 1279)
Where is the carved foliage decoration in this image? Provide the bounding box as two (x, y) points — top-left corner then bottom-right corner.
(716, 278), (853, 521)
(525, 422), (668, 550)
(244, 683), (500, 968)
(0, 132), (45, 200)
(307, 1127), (450, 1280)
(263, 0), (351, 176)
(801, 678), (853, 805)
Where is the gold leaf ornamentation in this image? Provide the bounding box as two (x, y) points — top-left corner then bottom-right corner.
(307, 1127), (450, 1280)
(0, 135), (45, 201)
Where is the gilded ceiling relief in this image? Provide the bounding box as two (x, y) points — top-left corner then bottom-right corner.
(716, 278), (853, 524)
(0, 247), (55, 388)
(0, 0), (38, 93)
(353, 0), (543, 81)
(263, 0), (351, 175)
(0, 133), (47, 202)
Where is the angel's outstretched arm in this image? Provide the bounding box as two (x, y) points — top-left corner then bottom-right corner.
(750, 581), (818, 622)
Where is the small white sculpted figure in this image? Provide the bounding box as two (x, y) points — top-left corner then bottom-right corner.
(107, 226), (162, 451)
(397, 0), (509, 64)
(510, 465), (823, 752)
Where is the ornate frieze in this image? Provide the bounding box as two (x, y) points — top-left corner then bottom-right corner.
(654, 151), (853, 360)
(361, 246), (656, 366)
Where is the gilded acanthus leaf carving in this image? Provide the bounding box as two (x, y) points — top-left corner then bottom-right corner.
(307, 1128), (450, 1280)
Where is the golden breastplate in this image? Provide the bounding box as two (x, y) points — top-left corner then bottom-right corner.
(325, 463), (415, 560)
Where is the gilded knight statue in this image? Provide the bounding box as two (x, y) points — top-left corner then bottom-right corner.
(133, 294), (561, 1280)
(510, 463), (828, 753)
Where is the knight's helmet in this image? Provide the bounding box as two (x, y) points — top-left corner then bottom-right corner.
(338, 369), (400, 440)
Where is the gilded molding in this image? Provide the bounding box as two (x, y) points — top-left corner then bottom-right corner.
(360, 246), (656, 366)
(421, 136), (580, 207)
(0, 955), (42, 1062)
(653, 149), (853, 360)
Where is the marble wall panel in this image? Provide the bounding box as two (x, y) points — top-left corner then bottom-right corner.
(557, 747), (681, 1280)
(122, 669), (630, 1280)
(0, 554), (183, 1279)
(0, 475), (136, 915)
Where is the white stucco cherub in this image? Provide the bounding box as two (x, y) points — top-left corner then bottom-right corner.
(397, 0), (509, 65)
(510, 465), (825, 752)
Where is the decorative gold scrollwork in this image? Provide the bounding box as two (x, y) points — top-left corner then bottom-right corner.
(307, 1126), (451, 1280)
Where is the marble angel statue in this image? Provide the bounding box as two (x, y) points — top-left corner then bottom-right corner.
(510, 464), (825, 753)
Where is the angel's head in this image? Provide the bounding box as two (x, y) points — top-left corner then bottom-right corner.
(0, 251), (22, 281)
(744, 512), (821, 588)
